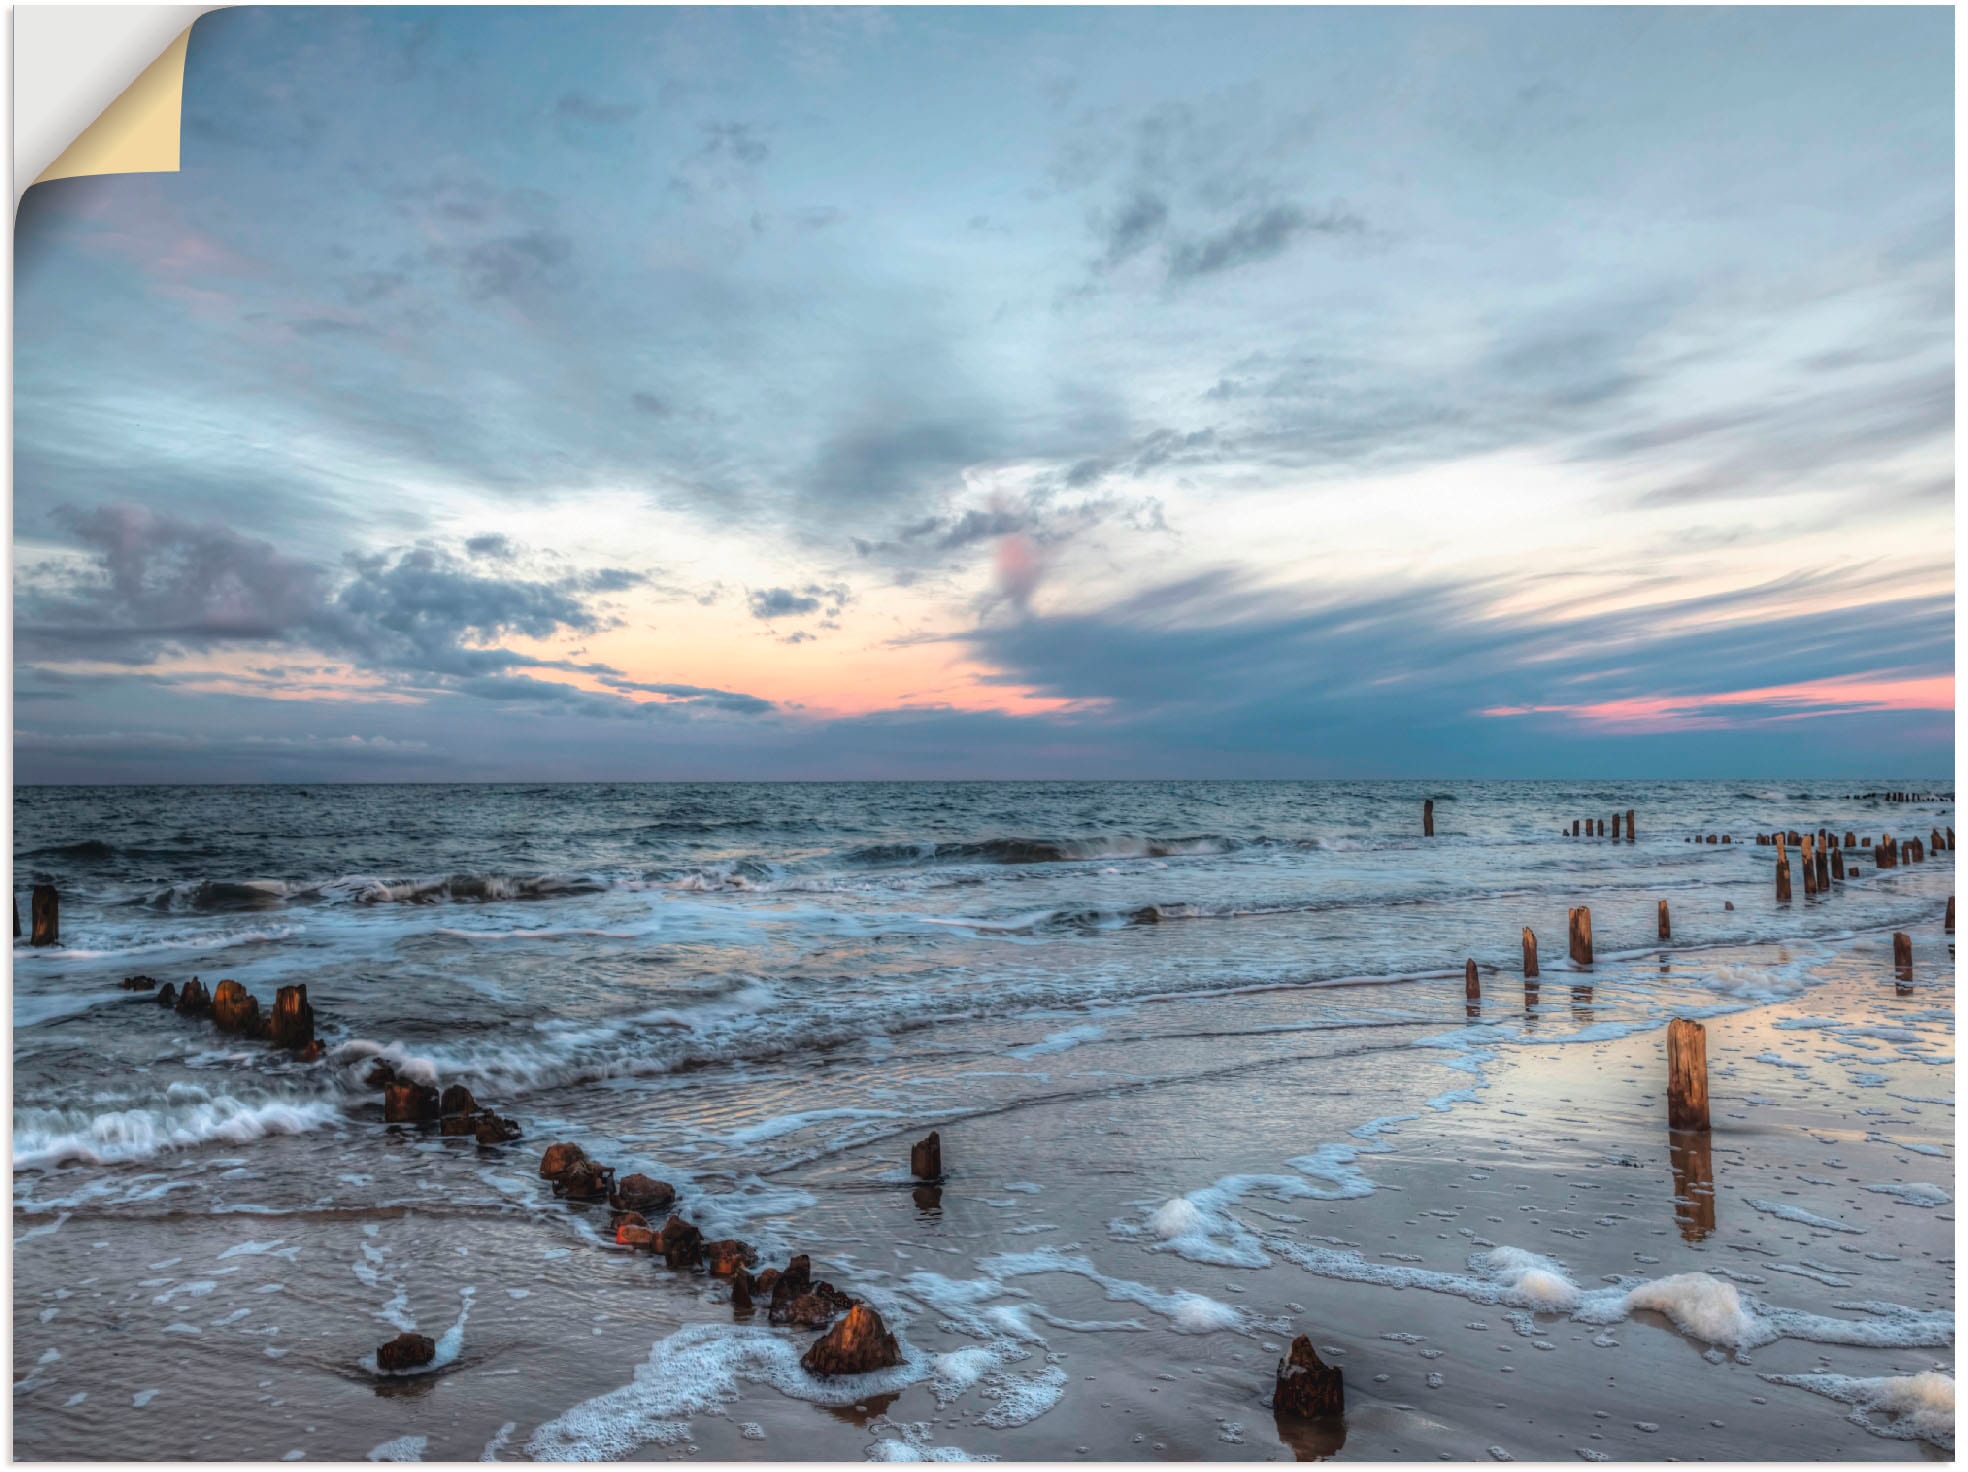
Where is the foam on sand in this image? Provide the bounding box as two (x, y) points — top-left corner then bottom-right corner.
(1763, 1371), (1954, 1450)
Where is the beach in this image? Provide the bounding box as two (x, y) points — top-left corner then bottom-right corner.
(11, 780), (1956, 1460)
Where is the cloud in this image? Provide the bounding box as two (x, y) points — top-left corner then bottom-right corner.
(1165, 203), (1363, 282)
(1095, 189), (1169, 269)
(18, 503), (775, 721)
(554, 93), (639, 126)
(454, 228), (573, 300)
(747, 582), (848, 620)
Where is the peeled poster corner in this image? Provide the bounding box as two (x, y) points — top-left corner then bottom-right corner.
(14, 6), (215, 206)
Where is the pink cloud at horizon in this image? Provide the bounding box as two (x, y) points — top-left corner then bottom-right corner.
(1481, 671), (1954, 733)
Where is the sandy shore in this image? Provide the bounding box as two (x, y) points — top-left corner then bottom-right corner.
(12, 923), (1954, 1461)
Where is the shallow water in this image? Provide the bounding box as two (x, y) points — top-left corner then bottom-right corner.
(11, 780), (1956, 1458)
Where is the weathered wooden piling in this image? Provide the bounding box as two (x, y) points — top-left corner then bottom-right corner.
(29, 884), (58, 947)
(1801, 836), (1818, 896)
(1626, 808), (1636, 841)
(1611, 812), (1621, 840)
(1423, 799), (1433, 838)
(1572, 819), (1581, 837)
(1521, 927), (1538, 979)
(1845, 831), (1857, 849)
(1597, 818), (1606, 837)
(1815, 842), (1829, 890)
(1893, 932), (1913, 980)
(910, 1131), (942, 1182)
(1567, 906), (1592, 967)
(1274, 1336), (1344, 1419)
(1946, 896), (1955, 934)
(1465, 959), (1480, 1001)
(11, 898), (17, 939)
(1666, 1018), (1709, 1132)
(1831, 848), (1845, 881)
(1657, 899), (1670, 940)
(1775, 840), (1791, 902)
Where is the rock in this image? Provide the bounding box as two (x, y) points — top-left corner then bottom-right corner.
(375, 1332), (436, 1373)
(473, 1113), (521, 1145)
(174, 977), (211, 1018)
(752, 1268), (781, 1299)
(768, 1255), (817, 1318)
(364, 1059), (399, 1090)
(120, 974), (162, 991)
(730, 1268), (755, 1315)
(439, 1113), (480, 1138)
(296, 1040), (325, 1064)
(655, 1214), (703, 1269)
(156, 983), (178, 1008)
(539, 1142), (588, 1180)
(383, 1081), (440, 1124)
(611, 1173), (676, 1216)
(438, 1084), (477, 1117)
(611, 1210), (648, 1234)
(211, 979), (261, 1035)
(266, 984), (315, 1050)
(703, 1238), (755, 1277)
(773, 1282), (854, 1329)
(800, 1304), (902, 1376)
(910, 1131), (942, 1182)
(553, 1159), (614, 1203)
(616, 1224), (657, 1250)
(1273, 1335), (1344, 1419)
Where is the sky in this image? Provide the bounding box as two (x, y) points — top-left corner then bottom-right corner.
(13, 5), (1955, 783)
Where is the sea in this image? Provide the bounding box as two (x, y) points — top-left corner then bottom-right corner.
(11, 779), (1957, 1460)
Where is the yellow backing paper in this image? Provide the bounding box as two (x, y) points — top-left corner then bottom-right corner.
(34, 24), (193, 187)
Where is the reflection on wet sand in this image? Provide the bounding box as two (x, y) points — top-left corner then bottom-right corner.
(826, 1390), (901, 1427)
(1273, 1408), (1348, 1461)
(1571, 984), (1594, 1025)
(1669, 1128), (1716, 1241)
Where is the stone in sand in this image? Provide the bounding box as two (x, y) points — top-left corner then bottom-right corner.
(910, 1131), (942, 1181)
(29, 884), (59, 947)
(538, 1142), (588, 1180)
(383, 1081), (440, 1123)
(800, 1304), (901, 1376)
(266, 984), (315, 1050)
(211, 979), (261, 1035)
(611, 1173), (676, 1216)
(375, 1332), (436, 1373)
(1273, 1335), (1344, 1418)
(175, 977), (212, 1017)
(438, 1084), (477, 1117)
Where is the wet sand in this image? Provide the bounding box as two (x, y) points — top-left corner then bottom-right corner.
(12, 925), (1954, 1461)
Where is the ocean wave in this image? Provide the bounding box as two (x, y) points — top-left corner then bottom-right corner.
(14, 1082), (341, 1169)
(842, 834), (1248, 868)
(133, 871), (621, 910)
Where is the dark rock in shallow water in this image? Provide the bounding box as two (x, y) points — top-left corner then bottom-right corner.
(703, 1238), (755, 1277)
(553, 1159), (614, 1203)
(267, 984), (315, 1050)
(768, 1255), (820, 1319)
(120, 974), (163, 991)
(773, 1282), (854, 1329)
(375, 1332), (436, 1373)
(473, 1113), (520, 1145)
(612, 1173), (676, 1216)
(1273, 1335), (1344, 1419)
(174, 977), (211, 1018)
(801, 1304), (902, 1376)
(655, 1214), (703, 1268)
(155, 983), (178, 1008)
(211, 979), (261, 1035)
(383, 1081), (440, 1124)
(296, 1039), (325, 1064)
(439, 1113), (479, 1138)
(438, 1084), (477, 1117)
(539, 1142), (587, 1180)
(910, 1131), (942, 1182)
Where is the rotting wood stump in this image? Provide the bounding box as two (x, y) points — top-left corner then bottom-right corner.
(1273, 1335), (1344, 1419)
(1666, 1018), (1709, 1132)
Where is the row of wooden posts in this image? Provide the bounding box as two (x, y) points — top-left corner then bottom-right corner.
(1419, 802), (1642, 840)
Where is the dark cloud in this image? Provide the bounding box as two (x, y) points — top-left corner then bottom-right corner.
(1166, 203), (1362, 281)
(454, 229), (574, 300)
(17, 504), (774, 720)
(747, 582), (849, 620)
(1095, 189), (1169, 269)
(630, 391), (671, 418)
(700, 121), (769, 166)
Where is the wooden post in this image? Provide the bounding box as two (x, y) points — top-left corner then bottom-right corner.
(1572, 819), (1580, 837)
(11, 897), (17, 939)
(1893, 932), (1912, 981)
(1611, 812), (1621, 840)
(1465, 958), (1480, 1001)
(1567, 906), (1593, 967)
(1521, 927), (1538, 979)
(1657, 899), (1670, 940)
(29, 885), (58, 947)
(1815, 842), (1829, 890)
(1831, 848), (1845, 881)
(1626, 808), (1635, 841)
(1666, 1018), (1709, 1131)
(1845, 831), (1856, 849)
(1945, 896), (1954, 934)
(1274, 1335), (1344, 1420)
(1947, 827), (1954, 851)
(1801, 836), (1818, 896)
(1423, 799), (1434, 838)
(1775, 847), (1791, 903)
(1597, 818), (1606, 837)
(911, 1131), (942, 1182)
